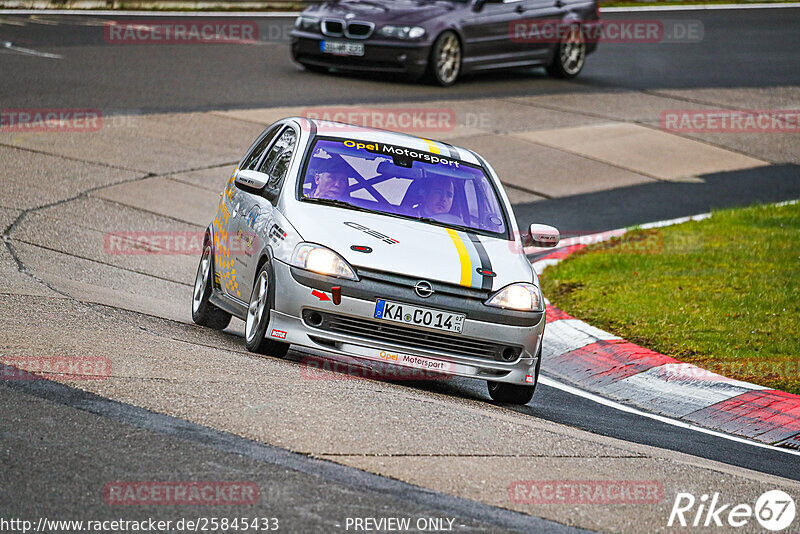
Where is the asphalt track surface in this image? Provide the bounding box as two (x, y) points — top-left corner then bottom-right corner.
(0, 10), (798, 112)
(2, 7), (800, 533)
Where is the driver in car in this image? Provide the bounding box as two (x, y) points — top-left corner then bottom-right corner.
(417, 177), (462, 225)
(308, 158), (353, 200)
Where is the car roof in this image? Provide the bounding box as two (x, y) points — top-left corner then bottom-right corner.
(288, 116), (483, 166)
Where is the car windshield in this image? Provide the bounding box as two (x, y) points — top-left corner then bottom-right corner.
(299, 137), (508, 237)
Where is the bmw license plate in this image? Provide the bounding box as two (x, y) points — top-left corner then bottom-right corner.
(320, 40), (365, 56)
(374, 299), (465, 334)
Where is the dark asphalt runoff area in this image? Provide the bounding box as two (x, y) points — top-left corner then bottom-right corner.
(1, 7), (799, 532)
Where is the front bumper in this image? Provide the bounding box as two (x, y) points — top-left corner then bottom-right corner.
(290, 32), (430, 78)
(266, 260), (544, 386)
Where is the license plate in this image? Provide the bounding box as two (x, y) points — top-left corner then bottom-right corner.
(320, 40), (365, 56)
(374, 299), (465, 334)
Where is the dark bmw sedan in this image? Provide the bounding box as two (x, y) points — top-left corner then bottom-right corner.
(290, 0), (599, 86)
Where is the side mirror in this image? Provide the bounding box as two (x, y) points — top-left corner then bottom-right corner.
(235, 169), (269, 190)
(526, 223), (560, 248)
(472, 0), (486, 11)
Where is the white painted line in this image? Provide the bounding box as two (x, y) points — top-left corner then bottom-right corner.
(0, 9), (300, 15)
(638, 212), (711, 229)
(602, 2), (800, 12)
(2, 40), (61, 58)
(539, 375), (800, 457)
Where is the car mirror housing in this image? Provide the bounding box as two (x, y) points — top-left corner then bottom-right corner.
(262, 187), (279, 202)
(235, 169), (270, 190)
(472, 0), (501, 11)
(526, 223), (560, 248)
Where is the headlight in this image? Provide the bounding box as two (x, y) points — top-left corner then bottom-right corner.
(485, 283), (543, 312)
(291, 243), (358, 281)
(378, 25), (426, 40)
(294, 16), (320, 32)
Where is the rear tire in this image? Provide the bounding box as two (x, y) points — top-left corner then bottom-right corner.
(546, 24), (586, 79)
(192, 245), (232, 331)
(426, 31), (462, 86)
(245, 262), (290, 358)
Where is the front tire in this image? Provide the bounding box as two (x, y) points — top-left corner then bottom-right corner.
(487, 346), (541, 405)
(427, 31), (462, 86)
(245, 262), (289, 357)
(546, 24), (587, 79)
(192, 245), (232, 330)
(487, 381), (535, 405)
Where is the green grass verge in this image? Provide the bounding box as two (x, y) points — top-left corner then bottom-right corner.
(540, 202), (800, 395)
(601, 0), (798, 7)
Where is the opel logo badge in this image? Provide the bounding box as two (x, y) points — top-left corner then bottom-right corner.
(414, 280), (434, 298)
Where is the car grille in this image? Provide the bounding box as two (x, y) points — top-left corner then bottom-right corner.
(304, 311), (520, 362)
(321, 19), (344, 36)
(356, 267), (490, 301)
(346, 22), (374, 39)
(321, 19), (374, 39)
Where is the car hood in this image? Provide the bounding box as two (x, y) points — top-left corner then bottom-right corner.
(310, 0), (456, 25)
(287, 204), (535, 292)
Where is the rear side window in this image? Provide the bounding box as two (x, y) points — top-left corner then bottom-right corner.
(259, 128), (298, 188)
(241, 126), (280, 171)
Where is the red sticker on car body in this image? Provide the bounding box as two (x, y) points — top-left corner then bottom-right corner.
(270, 329), (287, 339)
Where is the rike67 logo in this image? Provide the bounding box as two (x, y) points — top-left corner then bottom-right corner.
(668, 490), (796, 531)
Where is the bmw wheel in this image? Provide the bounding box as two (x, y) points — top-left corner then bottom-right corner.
(546, 24), (586, 79)
(428, 31), (462, 86)
(192, 245), (232, 330)
(245, 262), (290, 357)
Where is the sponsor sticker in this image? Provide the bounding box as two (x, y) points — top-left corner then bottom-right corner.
(342, 139), (461, 169)
(270, 329), (287, 340)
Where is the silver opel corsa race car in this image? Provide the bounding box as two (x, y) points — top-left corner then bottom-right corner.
(192, 117), (560, 404)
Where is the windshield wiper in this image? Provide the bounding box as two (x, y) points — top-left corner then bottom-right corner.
(410, 215), (477, 235)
